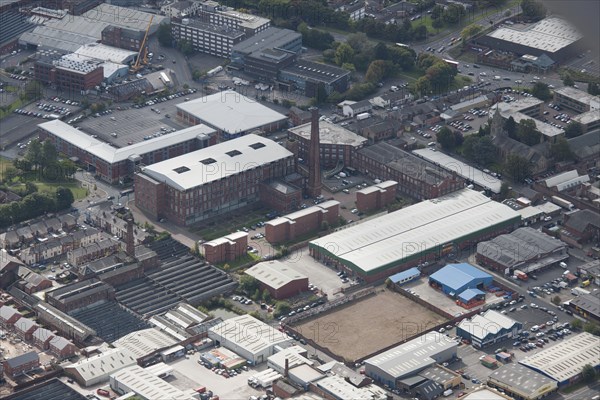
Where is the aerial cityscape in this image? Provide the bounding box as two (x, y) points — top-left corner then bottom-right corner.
(0, 0), (598, 399)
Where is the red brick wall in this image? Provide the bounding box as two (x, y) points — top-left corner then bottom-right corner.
(134, 174), (165, 221)
(266, 222), (290, 244)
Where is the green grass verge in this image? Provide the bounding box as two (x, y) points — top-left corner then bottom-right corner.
(0, 97), (24, 120)
(34, 182), (88, 200)
(217, 252), (260, 272)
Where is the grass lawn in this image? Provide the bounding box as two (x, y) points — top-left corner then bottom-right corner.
(34, 181), (88, 200)
(0, 97), (23, 120)
(217, 252), (260, 271)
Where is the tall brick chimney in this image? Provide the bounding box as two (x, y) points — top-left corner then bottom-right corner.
(284, 358), (289, 377)
(307, 107), (322, 198)
(126, 218), (134, 257)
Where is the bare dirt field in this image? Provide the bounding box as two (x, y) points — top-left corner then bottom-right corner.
(293, 288), (448, 361)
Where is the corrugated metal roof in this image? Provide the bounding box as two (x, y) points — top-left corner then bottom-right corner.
(430, 263), (492, 292)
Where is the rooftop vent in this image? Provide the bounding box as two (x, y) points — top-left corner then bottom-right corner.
(249, 142), (265, 150)
(173, 166), (190, 174)
(200, 158), (217, 165)
(225, 150), (242, 157)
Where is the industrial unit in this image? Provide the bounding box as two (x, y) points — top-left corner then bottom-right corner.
(488, 363), (558, 400)
(309, 189), (521, 282)
(245, 260), (309, 299)
(519, 332), (600, 386)
(208, 314), (291, 364)
(476, 227), (568, 273)
(476, 17), (583, 62)
(457, 310), (523, 348)
(134, 134), (295, 226)
(429, 263), (493, 297)
(176, 90), (288, 140)
(110, 365), (197, 399)
(364, 332), (457, 388)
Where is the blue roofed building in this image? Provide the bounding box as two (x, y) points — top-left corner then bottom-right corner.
(429, 263), (493, 297)
(458, 288), (486, 303)
(389, 267), (421, 286)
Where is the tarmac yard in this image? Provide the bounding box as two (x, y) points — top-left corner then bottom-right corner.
(293, 288), (448, 361)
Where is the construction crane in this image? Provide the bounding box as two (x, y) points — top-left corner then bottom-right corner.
(130, 15), (154, 74)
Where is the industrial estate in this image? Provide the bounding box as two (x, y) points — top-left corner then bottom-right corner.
(0, 0), (598, 400)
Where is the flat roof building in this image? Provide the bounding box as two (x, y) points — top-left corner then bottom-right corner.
(230, 26), (302, 70)
(314, 375), (388, 400)
(176, 90), (288, 140)
(457, 310), (523, 348)
(134, 134), (294, 225)
(568, 292), (600, 322)
(309, 189), (520, 282)
(171, 19), (246, 58)
(476, 227), (568, 273)
(488, 363), (558, 400)
(288, 121), (367, 169)
(208, 314), (292, 364)
(245, 260), (309, 299)
(519, 332), (600, 386)
(280, 59), (351, 98)
(553, 86), (600, 113)
(364, 332), (457, 388)
(38, 120), (216, 184)
(477, 17), (583, 62)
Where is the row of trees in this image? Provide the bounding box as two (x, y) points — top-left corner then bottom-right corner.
(429, 3), (467, 29)
(0, 187), (74, 228)
(505, 117), (542, 146)
(413, 53), (459, 95)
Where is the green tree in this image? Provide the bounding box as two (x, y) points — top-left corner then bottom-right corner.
(582, 364), (598, 383)
(461, 24), (482, 40)
(571, 318), (583, 330)
(504, 154), (531, 182)
(25, 182), (38, 195)
(414, 76), (431, 96)
(40, 140), (58, 169)
(462, 136), (498, 167)
(521, 0), (546, 21)
(517, 119), (541, 146)
(334, 43), (355, 66)
(499, 182), (511, 201)
(588, 82), (600, 96)
(341, 63), (356, 73)
(157, 23), (172, 47)
(275, 301), (291, 317)
(55, 187), (74, 210)
(25, 139), (42, 169)
(412, 25), (427, 41)
(3, 167), (19, 183)
(583, 322), (600, 336)
(320, 220), (330, 231)
(262, 290), (271, 304)
(436, 127), (456, 149)
(432, 18), (444, 31)
(253, 288), (261, 301)
(23, 80), (43, 101)
(551, 295), (561, 306)
(550, 137), (574, 162)
(564, 121), (584, 138)
(504, 116), (517, 139)
(530, 82), (552, 101)
(563, 73), (575, 87)
(177, 39), (194, 56)
(239, 275), (259, 295)
(374, 42), (389, 60)
(365, 60), (387, 83)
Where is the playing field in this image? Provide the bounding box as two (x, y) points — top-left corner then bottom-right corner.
(293, 288), (448, 361)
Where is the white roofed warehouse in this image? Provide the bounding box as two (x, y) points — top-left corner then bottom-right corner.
(309, 189), (521, 283)
(38, 120), (216, 184)
(364, 332), (457, 388)
(245, 260), (309, 299)
(519, 332), (600, 387)
(457, 310), (523, 348)
(134, 134), (295, 226)
(176, 90), (288, 140)
(208, 314), (292, 365)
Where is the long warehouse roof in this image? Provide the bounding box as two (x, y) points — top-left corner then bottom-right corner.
(176, 90), (287, 134)
(519, 332), (600, 382)
(140, 134), (292, 191)
(209, 314), (290, 356)
(38, 120), (215, 164)
(412, 148), (502, 193)
(310, 189), (520, 275)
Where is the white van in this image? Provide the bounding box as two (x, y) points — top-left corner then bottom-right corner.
(428, 142), (436, 147)
(443, 389), (453, 397)
(559, 262), (567, 269)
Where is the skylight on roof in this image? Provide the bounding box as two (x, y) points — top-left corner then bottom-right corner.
(200, 158), (217, 165)
(249, 142), (266, 150)
(226, 150), (242, 157)
(173, 166), (190, 174)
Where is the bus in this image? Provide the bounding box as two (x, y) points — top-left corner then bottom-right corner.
(396, 43), (409, 48)
(119, 188), (134, 197)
